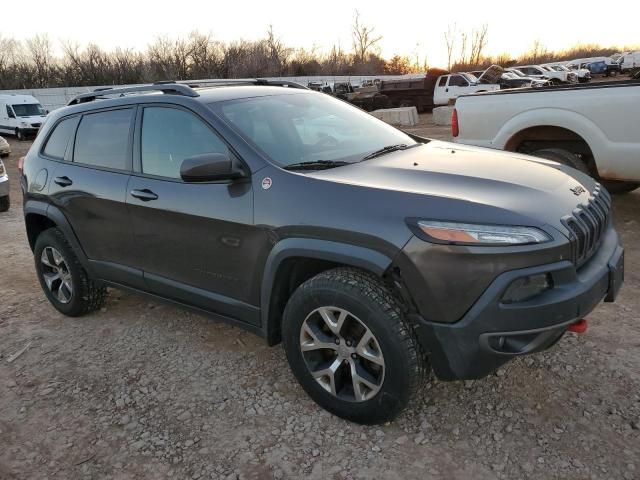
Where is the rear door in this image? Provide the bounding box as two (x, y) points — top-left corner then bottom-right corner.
(126, 105), (260, 324)
(47, 107), (142, 287)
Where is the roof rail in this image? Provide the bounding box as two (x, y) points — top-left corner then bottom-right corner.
(184, 78), (309, 90)
(67, 83), (199, 105)
(67, 78), (309, 106)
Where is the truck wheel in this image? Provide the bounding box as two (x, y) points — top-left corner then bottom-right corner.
(34, 227), (107, 317)
(600, 180), (639, 195)
(0, 195), (9, 212)
(530, 148), (590, 175)
(15, 128), (24, 141)
(282, 267), (429, 424)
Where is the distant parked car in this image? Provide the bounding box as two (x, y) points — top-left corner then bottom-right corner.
(543, 64), (591, 83)
(509, 65), (577, 84)
(0, 157), (9, 212)
(0, 136), (11, 157)
(617, 52), (640, 73)
(0, 94), (48, 140)
(499, 72), (548, 89)
(568, 58), (620, 77)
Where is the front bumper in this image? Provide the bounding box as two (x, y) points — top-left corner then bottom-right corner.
(411, 227), (623, 380)
(17, 127), (39, 136)
(0, 174), (9, 197)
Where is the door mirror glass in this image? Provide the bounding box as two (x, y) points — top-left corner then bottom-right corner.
(180, 153), (244, 182)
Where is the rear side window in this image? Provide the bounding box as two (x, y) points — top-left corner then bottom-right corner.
(140, 107), (230, 179)
(74, 109), (133, 170)
(43, 117), (79, 159)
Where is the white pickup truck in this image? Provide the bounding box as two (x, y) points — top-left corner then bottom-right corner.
(452, 80), (640, 193)
(433, 66), (503, 106)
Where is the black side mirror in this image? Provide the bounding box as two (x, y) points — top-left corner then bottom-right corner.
(180, 152), (245, 182)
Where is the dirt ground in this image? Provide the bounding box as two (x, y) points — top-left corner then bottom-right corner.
(0, 123), (638, 480)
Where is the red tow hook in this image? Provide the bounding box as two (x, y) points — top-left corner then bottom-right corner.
(568, 319), (588, 333)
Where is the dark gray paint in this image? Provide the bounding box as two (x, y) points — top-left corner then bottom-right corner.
(21, 86), (615, 346)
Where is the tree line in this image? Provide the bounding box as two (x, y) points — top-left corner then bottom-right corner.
(1, 15), (637, 90)
(0, 12), (420, 90)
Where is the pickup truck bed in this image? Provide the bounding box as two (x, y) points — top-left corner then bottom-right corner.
(453, 80), (640, 190)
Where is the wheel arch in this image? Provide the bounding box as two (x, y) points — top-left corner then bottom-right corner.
(260, 238), (394, 346)
(495, 110), (609, 176)
(24, 201), (92, 272)
(504, 125), (597, 175)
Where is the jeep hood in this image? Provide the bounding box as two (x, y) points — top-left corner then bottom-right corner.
(308, 141), (595, 232)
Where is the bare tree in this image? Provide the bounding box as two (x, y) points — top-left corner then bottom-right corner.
(26, 35), (55, 87)
(265, 25), (291, 76)
(528, 39), (548, 64)
(458, 32), (468, 66)
(351, 10), (382, 64)
(444, 24), (456, 70)
(469, 24), (489, 65)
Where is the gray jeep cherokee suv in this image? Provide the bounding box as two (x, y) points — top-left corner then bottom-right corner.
(21, 81), (624, 424)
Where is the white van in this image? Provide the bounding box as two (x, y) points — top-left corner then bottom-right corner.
(618, 52), (640, 73)
(0, 94), (48, 140)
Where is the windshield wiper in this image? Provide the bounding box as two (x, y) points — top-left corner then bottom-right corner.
(360, 143), (417, 161)
(284, 160), (350, 171)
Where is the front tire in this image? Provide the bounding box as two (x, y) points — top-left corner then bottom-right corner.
(0, 195), (9, 212)
(34, 227), (107, 317)
(282, 268), (428, 424)
(15, 129), (24, 141)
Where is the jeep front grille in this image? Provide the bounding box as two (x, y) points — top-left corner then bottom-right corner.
(562, 184), (611, 267)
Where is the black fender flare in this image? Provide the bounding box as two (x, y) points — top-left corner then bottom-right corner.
(260, 238), (394, 342)
(23, 200), (93, 274)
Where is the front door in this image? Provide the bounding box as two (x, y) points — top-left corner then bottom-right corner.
(126, 105), (262, 324)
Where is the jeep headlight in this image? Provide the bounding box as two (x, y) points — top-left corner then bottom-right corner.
(415, 220), (551, 245)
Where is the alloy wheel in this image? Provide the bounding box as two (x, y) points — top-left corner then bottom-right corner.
(40, 246), (73, 304)
(299, 306), (385, 402)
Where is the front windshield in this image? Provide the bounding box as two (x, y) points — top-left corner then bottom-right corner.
(213, 92), (417, 167)
(12, 103), (45, 117)
(510, 69), (526, 77)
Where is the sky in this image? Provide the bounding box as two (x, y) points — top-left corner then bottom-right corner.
(2, 0), (638, 68)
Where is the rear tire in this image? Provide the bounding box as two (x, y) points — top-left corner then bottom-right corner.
(282, 267), (429, 424)
(531, 148), (639, 194)
(530, 148), (590, 175)
(0, 195), (9, 212)
(600, 180), (639, 195)
(34, 227), (107, 317)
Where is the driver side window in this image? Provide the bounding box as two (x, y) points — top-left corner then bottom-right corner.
(141, 107), (230, 179)
(449, 75), (469, 87)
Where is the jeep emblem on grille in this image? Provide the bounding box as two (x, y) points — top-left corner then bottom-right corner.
(570, 185), (586, 196)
